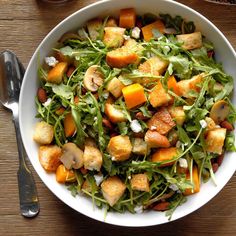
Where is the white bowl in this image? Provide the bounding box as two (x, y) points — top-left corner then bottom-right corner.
(19, 0), (236, 227)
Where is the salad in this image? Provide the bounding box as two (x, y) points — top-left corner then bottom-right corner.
(33, 8), (236, 219)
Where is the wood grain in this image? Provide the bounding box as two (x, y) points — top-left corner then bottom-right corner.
(0, 0), (236, 235)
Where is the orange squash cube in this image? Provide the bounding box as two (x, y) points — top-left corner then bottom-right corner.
(122, 83), (147, 109)
(56, 164), (76, 183)
(184, 166), (200, 195)
(167, 75), (180, 95)
(47, 62), (68, 84)
(119, 8), (136, 28)
(64, 112), (76, 137)
(141, 20), (165, 41)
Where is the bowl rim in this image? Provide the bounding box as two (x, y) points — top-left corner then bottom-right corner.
(19, 0), (236, 227)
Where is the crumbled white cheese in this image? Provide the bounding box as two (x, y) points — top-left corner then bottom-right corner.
(128, 175), (131, 180)
(43, 98), (52, 107)
(169, 184), (179, 191)
(176, 141), (182, 148)
(134, 205), (143, 214)
(215, 125), (221, 128)
(178, 158), (188, 169)
(199, 119), (207, 129)
(102, 91), (109, 99)
(150, 125), (157, 131)
(130, 120), (142, 133)
(94, 116), (97, 121)
(131, 27), (141, 39)
(94, 174), (104, 186)
(45, 56), (58, 67)
(111, 156), (116, 161)
(123, 35), (131, 40)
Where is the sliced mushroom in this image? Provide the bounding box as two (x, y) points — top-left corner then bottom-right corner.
(210, 100), (230, 124)
(58, 32), (80, 44)
(83, 65), (104, 92)
(60, 142), (84, 170)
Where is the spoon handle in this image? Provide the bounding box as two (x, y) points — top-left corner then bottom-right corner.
(12, 107), (40, 218)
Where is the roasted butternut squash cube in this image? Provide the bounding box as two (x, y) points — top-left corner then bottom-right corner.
(205, 128), (226, 154)
(184, 166), (200, 195)
(122, 83), (147, 109)
(47, 62), (68, 84)
(149, 81), (172, 108)
(87, 18), (103, 40)
(105, 103), (127, 123)
(83, 145), (103, 171)
(151, 147), (179, 167)
(141, 20), (165, 41)
(167, 106), (186, 126)
(147, 108), (175, 135)
(131, 173), (150, 192)
(177, 73), (204, 98)
(101, 176), (126, 206)
(107, 135), (132, 161)
(56, 164), (76, 183)
(107, 77), (125, 98)
(119, 8), (136, 28)
(177, 32), (202, 50)
(144, 130), (170, 148)
(64, 112), (76, 137)
(39, 145), (62, 172)
(103, 27), (125, 48)
(33, 121), (54, 145)
(132, 138), (149, 156)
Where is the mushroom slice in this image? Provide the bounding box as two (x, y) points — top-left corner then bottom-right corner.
(83, 65), (104, 92)
(210, 100), (230, 124)
(60, 142), (84, 169)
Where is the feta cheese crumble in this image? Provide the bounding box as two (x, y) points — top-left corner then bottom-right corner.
(123, 35), (131, 40)
(111, 156), (116, 161)
(169, 184), (179, 191)
(150, 125), (157, 131)
(130, 119), (142, 133)
(199, 119), (207, 129)
(178, 158), (188, 169)
(43, 98), (52, 107)
(134, 205), (143, 214)
(128, 175), (131, 180)
(131, 27), (141, 39)
(45, 56), (58, 67)
(94, 174), (104, 186)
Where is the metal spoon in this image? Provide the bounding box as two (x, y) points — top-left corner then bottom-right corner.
(0, 50), (39, 218)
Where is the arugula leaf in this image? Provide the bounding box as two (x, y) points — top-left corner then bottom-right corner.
(45, 83), (73, 99)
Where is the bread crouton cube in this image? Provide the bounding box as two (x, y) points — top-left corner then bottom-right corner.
(82, 179), (92, 193)
(39, 145), (62, 172)
(107, 77), (125, 98)
(132, 138), (149, 156)
(83, 145), (103, 171)
(144, 130), (170, 148)
(177, 32), (202, 50)
(131, 173), (150, 192)
(105, 18), (118, 27)
(151, 147), (179, 167)
(101, 176), (126, 206)
(103, 27), (125, 48)
(148, 108), (175, 135)
(105, 103), (127, 123)
(177, 73), (204, 98)
(33, 121), (54, 145)
(107, 135), (132, 161)
(167, 106), (186, 126)
(205, 128), (226, 154)
(87, 18), (103, 40)
(149, 81), (172, 108)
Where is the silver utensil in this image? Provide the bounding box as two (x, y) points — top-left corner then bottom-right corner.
(0, 50), (39, 218)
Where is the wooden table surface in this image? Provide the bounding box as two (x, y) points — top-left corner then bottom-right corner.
(0, 0), (236, 235)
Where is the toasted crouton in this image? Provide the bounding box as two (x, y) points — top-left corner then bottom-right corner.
(82, 179), (92, 193)
(132, 138), (149, 156)
(149, 81), (172, 108)
(177, 73), (204, 98)
(39, 145), (62, 172)
(105, 103), (127, 123)
(131, 173), (150, 192)
(87, 18), (103, 40)
(144, 130), (170, 148)
(167, 106), (186, 126)
(152, 147), (179, 167)
(101, 176), (126, 206)
(107, 135), (132, 161)
(83, 145), (103, 171)
(105, 18), (118, 27)
(205, 128), (226, 154)
(103, 27), (125, 48)
(107, 77), (125, 98)
(147, 108), (175, 135)
(33, 121), (54, 145)
(177, 32), (202, 50)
